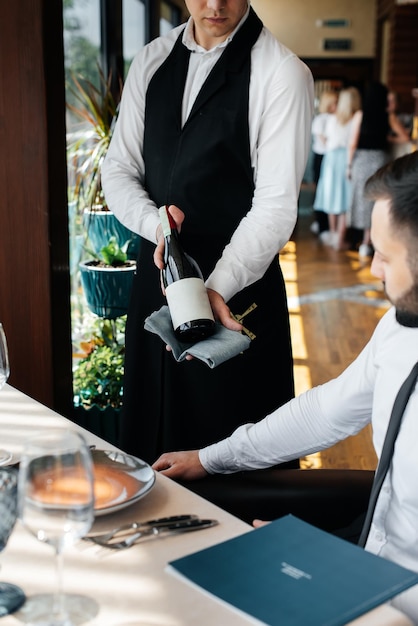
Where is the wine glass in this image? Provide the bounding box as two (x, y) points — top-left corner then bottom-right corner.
(0, 467), (26, 617)
(0, 323), (13, 466)
(18, 428), (98, 625)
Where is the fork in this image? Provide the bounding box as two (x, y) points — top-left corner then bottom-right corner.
(88, 518), (218, 550)
(85, 514), (199, 545)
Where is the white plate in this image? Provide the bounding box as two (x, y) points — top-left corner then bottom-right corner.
(92, 449), (155, 516)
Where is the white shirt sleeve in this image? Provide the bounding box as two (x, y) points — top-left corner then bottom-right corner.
(199, 333), (377, 473)
(206, 34), (314, 302)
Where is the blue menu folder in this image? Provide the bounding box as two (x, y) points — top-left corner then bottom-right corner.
(167, 514), (418, 626)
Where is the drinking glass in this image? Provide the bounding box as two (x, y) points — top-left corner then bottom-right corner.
(18, 428), (97, 625)
(0, 323), (13, 466)
(0, 467), (26, 616)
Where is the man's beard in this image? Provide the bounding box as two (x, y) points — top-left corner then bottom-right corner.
(393, 282), (418, 328)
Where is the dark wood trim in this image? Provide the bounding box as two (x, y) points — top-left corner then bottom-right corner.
(302, 58), (375, 95)
(101, 0), (124, 92)
(376, 0), (418, 113)
(144, 0), (160, 43)
(0, 0), (52, 406)
(43, 0), (74, 416)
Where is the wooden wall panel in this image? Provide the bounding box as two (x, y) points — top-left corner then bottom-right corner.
(0, 0), (73, 415)
(389, 8), (418, 110)
(376, 0), (418, 112)
(377, 0), (394, 18)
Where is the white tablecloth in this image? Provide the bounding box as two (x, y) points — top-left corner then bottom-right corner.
(0, 384), (412, 626)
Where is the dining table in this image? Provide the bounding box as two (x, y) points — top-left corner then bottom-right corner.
(0, 382), (413, 626)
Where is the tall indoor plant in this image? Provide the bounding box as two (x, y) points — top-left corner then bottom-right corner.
(66, 65), (139, 258)
(67, 66), (116, 210)
(67, 67), (138, 441)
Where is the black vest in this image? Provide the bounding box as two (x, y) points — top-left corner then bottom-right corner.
(143, 8), (263, 278)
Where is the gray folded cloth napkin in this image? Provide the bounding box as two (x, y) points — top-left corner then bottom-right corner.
(144, 305), (251, 368)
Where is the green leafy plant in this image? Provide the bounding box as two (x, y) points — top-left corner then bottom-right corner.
(73, 318), (126, 409)
(83, 236), (133, 267)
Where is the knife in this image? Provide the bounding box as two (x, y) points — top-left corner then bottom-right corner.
(90, 518), (218, 549)
(86, 514), (199, 543)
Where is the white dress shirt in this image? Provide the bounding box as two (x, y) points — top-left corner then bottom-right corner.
(101, 15), (314, 304)
(311, 112), (331, 155)
(200, 306), (418, 623)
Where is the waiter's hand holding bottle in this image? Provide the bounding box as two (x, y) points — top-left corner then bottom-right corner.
(154, 205), (242, 357)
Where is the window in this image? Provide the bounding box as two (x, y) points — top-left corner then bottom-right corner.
(64, 0), (101, 105)
(123, 0), (145, 72)
(64, 0), (183, 414)
(161, 0), (181, 35)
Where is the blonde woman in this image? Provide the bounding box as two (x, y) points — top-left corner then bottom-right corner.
(310, 90), (338, 234)
(314, 87), (361, 250)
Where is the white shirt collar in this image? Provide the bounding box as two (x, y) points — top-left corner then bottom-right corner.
(182, 5), (251, 54)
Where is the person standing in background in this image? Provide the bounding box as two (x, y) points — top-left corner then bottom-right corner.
(310, 89), (338, 235)
(347, 81), (391, 259)
(313, 86), (361, 251)
(101, 0), (314, 464)
(387, 91), (413, 160)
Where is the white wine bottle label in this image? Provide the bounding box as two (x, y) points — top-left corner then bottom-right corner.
(166, 278), (215, 329)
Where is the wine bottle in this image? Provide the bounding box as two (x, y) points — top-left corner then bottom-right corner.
(159, 205), (215, 343)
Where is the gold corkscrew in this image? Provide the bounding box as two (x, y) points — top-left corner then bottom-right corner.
(231, 302), (257, 340)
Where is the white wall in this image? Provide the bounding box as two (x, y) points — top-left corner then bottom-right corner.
(251, 0), (376, 58)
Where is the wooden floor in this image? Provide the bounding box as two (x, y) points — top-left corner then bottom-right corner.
(281, 185), (388, 471)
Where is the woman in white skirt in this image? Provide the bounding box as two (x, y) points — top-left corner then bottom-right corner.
(313, 87), (361, 251)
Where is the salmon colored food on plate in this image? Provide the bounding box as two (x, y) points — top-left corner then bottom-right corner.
(30, 450), (155, 515)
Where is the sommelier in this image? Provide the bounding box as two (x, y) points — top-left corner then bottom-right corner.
(101, 0), (314, 464)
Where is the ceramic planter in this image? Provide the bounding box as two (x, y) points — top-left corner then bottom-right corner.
(83, 209), (140, 260)
(80, 260), (136, 319)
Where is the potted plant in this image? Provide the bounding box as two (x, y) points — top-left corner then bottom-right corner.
(79, 236), (136, 320)
(66, 66), (140, 259)
(72, 317), (126, 445)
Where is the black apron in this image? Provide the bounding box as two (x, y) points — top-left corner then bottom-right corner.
(120, 8), (296, 465)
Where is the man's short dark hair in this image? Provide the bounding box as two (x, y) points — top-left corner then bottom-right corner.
(365, 151), (418, 239)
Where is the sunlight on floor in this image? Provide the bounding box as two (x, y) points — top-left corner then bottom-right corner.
(281, 240), (312, 393)
(280, 240), (320, 469)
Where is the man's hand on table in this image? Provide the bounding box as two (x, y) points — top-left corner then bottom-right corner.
(153, 452), (272, 529)
(152, 450), (208, 480)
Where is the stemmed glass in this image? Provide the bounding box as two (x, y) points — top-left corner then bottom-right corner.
(18, 428), (97, 626)
(0, 467), (26, 616)
(0, 323), (13, 466)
